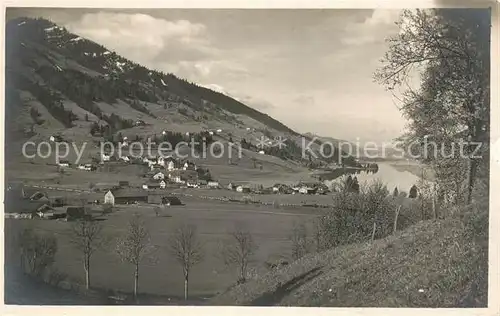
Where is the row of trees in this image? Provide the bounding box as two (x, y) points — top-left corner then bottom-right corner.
(17, 178), (433, 303)
(17, 216), (259, 302)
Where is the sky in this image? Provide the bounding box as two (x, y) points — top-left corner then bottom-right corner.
(7, 8), (409, 144)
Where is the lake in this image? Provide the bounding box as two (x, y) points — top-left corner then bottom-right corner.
(320, 163), (423, 193)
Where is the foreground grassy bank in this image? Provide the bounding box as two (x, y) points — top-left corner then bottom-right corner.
(211, 205), (487, 307)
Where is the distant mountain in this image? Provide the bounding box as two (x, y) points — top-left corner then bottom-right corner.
(5, 17), (353, 165)
(303, 133), (360, 158)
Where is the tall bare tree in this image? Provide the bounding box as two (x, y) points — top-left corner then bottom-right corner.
(374, 9), (490, 205)
(168, 223), (203, 301)
(69, 219), (105, 290)
(220, 224), (258, 283)
(115, 214), (154, 300)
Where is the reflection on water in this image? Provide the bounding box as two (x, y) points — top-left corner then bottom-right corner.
(319, 163), (422, 194)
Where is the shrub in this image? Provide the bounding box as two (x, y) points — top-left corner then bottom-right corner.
(19, 228), (58, 277)
(316, 179), (407, 249)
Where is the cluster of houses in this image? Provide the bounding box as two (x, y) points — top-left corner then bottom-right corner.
(4, 184), (88, 220)
(56, 160), (97, 171)
(103, 188), (183, 206)
(4, 182), (187, 220)
(226, 182), (330, 195)
(136, 155), (222, 190)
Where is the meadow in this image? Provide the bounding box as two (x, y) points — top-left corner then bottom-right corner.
(4, 196), (324, 301)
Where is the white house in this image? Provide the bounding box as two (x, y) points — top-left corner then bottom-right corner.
(102, 153), (111, 161)
(37, 210), (54, 219)
(236, 186), (251, 193)
(79, 164), (94, 171)
(174, 176), (184, 183)
(167, 161), (176, 171)
(169, 174), (183, 183)
(142, 184), (149, 190)
(120, 156), (130, 162)
(298, 187), (309, 194)
(186, 181), (199, 188)
(183, 161), (197, 171)
(159, 180), (166, 189)
(58, 160), (70, 167)
(246, 127), (251, 131)
(217, 129), (222, 133)
(207, 181), (220, 189)
(84, 164), (94, 171)
(258, 150), (265, 154)
(153, 172), (165, 180)
(157, 157), (165, 167)
(104, 190), (115, 205)
(49, 135), (55, 142)
(209, 131), (214, 136)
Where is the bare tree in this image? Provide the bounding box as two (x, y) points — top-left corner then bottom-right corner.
(374, 9), (490, 205)
(290, 221), (309, 260)
(220, 224), (258, 284)
(69, 219), (106, 290)
(115, 214), (154, 300)
(19, 228), (58, 277)
(168, 223), (203, 301)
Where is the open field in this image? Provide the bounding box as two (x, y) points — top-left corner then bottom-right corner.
(211, 206), (488, 307)
(4, 196), (324, 300)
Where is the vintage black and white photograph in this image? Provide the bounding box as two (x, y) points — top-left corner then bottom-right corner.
(2, 2), (496, 309)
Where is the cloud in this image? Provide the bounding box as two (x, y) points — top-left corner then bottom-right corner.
(199, 83), (275, 111)
(293, 95), (315, 107)
(200, 83), (228, 95)
(341, 9), (401, 46)
(64, 12), (215, 66)
(160, 59), (249, 83)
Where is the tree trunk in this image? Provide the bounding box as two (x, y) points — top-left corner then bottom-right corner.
(184, 274), (188, 301)
(393, 206), (401, 234)
(241, 261), (247, 283)
(134, 264), (139, 300)
(371, 222), (376, 242)
(432, 196), (437, 220)
(85, 258), (90, 290)
(467, 157), (476, 205)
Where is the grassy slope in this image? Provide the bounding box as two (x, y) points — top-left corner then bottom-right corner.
(211, 206), (488, 307)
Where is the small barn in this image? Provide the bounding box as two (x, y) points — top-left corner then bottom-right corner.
(162, 196), (183, 206)
(105, 189), (148, 205)
(236, 186), (251, 193)
(207, 181), (220, 189)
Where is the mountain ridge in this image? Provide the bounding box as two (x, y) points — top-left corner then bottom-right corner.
(6, 17), (355, 166)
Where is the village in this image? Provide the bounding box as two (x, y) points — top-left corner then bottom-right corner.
(5, 145), (338, 221)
